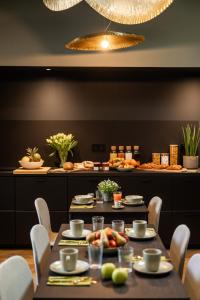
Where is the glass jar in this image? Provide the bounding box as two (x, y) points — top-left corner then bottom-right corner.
(118, 146), (125, 159)
(102, 162), (109, 171)
(93, 162), (101, 171)
(133, 145), (140, 163)
(170, 145), (178, 165)
(125, 146), (132, 160)
(161, 153), (169, 165)
(109, 146), (117, 161)
(152, 153), (161, 165)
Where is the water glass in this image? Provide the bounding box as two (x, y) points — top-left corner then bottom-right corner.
(118, 246), (134, 273)
(92, 216), (104, 231)
(88, 243), (103, 269)
(112, 220), (125, 232)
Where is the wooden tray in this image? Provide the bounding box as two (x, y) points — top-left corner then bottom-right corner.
(136, 168), (188, 173)
(13, 167), (51, 174)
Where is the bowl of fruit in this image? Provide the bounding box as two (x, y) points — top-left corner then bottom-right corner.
(19, 147), (44, 169)
(86, 227), (128, 254)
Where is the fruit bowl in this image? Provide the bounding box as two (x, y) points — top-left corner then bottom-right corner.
(19, 160), (44, 169)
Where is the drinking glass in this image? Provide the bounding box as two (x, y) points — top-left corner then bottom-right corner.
(118, 246), (134, 273)
(92, 216), (104, 231)
(113, 191), (122, 201)
(112, 220), (125, 232)
(88, 243), (103, 269)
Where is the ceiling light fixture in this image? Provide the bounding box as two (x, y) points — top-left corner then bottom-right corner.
(43, 0), (174, 24)
(65, 31), (144, 51)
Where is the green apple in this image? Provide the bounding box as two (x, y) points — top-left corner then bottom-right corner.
(21, 156), (30, 162)
(101, 263), (116, 280)
(112, 268), (128, 285)
(33, 153), (41, 162)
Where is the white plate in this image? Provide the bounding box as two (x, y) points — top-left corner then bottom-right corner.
(62, 229), (91, 239)
(126, 228), (157, 240)
(123, 200), (144, 206)
(133, 261), (173, 275)
(125, 195), (143, 201)
(72, 199), (94, 205)
(50, 260), (89, 275)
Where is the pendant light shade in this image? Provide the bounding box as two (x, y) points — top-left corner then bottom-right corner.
(85, 0), (174, 24)
(43, 0), (82, 11)
(65, 31), (144, 51)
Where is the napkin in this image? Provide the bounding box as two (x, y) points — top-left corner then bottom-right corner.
(125, 227), (156, 233)
(58, 240), (89, 246)
(47, 276), (93, 286)
(70, 205), (95, 209)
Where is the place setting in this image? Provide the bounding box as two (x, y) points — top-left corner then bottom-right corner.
(122, 195), (145, 207)
(71, 194), (96, 209)
(125, 220), (157, 240)
(59, 220), (91, 245)
(133, 248), (173, 276)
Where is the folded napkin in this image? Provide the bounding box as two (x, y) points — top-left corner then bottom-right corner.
(58, 240), (89, 246)
(70, 205), (95, 209)
(47, 276), (93, 286)
(132, 255), (171, 262)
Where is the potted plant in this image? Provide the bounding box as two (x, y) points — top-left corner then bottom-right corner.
(182, 124), (200, 169)
(97, 179), (120, 202)
(46, 132), (78, 168)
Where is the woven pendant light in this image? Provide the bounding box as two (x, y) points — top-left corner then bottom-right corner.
(85, 0), (174, 24)
(65, 31), (144, 51)
(43, 0), (82, 11)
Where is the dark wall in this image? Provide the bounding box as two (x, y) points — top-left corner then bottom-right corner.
(0, 68), (200, 167)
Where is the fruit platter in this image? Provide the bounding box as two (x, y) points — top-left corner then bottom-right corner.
(19, 147), (44, 169)
(86, 227), (128, 254)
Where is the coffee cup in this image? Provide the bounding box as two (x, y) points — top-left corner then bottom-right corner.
(114, 200), (122, 208)
(60, 248), (78, 271)
(133, 220), (147, 237)
(70, 219), (84, 237)
(143, 248), (161, 272)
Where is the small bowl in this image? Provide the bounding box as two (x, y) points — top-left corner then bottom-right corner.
(19, 160), (44, 169)
(74, 194), (93, 203)
(125, 195), (143, 203)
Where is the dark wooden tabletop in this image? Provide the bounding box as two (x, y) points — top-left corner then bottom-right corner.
(69, 201), (148, 215)
(34, 224), (189, 300)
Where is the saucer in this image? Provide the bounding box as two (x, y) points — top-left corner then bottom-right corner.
(126, 228), (156, 240)
(133, 261), (173, 275)
(112, 205), (125, 209)
(72, 199), (94, 205)
(50, 260), (89, 275)
(123, 199), (144, 206)
(62, 229), (91, 239)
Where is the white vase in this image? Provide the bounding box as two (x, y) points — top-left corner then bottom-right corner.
(183, 156), (199, 169)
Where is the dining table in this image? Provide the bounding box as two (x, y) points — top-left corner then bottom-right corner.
(34, 223), (189, 300)
(69, 201), (148, 223)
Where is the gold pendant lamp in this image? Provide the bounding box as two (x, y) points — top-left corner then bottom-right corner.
(43, 0), (82, 11)
(85, 0), (174, 24)
(65, 31), (144, 51)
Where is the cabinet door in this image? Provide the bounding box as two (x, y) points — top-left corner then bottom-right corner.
(0, 212), (15, 246)
(16, 211), (68, 246)
(16, 176), (67, 211)
(173, 211), (200, 247)
(0, 177), (15, 210)
(118, 175), (171, 211)
(172, 176), (200, 211)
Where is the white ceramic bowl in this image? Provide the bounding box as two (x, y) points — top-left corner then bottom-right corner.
(74, 194), (93, 203)
(19, 160), (44, 169)
(125, 195), (143, 203)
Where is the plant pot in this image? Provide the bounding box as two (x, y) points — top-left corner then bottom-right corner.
(101, 192), (113, 202)
(183, 156), (199, 169)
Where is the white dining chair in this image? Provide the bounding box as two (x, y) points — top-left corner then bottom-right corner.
(30, 224), (51, 286)
(170, 224), (190, 278)
(34, 197), (58, 246)
(148, 196), (162, 232)
(0, 255), (34, 300)
(184, 254), (200, 300)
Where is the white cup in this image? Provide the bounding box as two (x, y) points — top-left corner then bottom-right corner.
(133, 220), (147, 237)
(114, 200), (122, 208)
(143, 248), (161, 272)
(70, 219), (84, 237)
(60, 248), (78, 271)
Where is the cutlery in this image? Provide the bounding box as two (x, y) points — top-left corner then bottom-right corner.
(47, 276), (97, 285)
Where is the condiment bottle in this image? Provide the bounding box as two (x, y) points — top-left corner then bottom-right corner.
(110, 146), (117, 161)
(133, 145), (141, 163)
(118, 146), (125, 159)
(125, 146), (132, 160)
